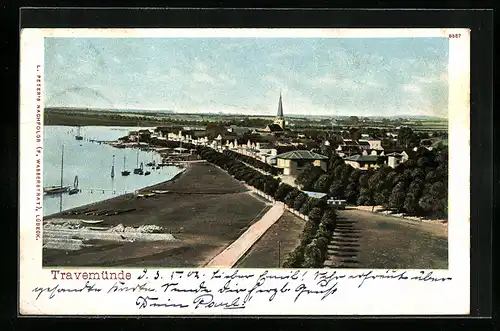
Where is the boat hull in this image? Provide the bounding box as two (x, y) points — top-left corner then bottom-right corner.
(44, 186), (70, 195)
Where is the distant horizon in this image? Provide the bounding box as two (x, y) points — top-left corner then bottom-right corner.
(44, 106), (448, 120)
(45, 37), (449, 118)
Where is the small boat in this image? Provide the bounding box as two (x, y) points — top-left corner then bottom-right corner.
(155, 166), (161, 170)
(151, 190), (169, 194)
(144, 171), (151, 176)
(133, 151), (143, 174)
(44, 186), (70, 195)
(68, 176), (80, 195)
(80, 220), (104, 225)
(75, 126), (84, 140)
(44, 145), (70, 195)
(122, 155), (131, 176)
(111, 155), (115, 179)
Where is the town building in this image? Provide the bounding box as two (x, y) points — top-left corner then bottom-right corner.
(276, 150), (328, 176)
(343, 154), (384, 170)
(359, 138), (383, 150)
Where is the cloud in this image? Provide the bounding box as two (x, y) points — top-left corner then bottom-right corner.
(192, 72), (215, 83)
(401, 84), (422, 93)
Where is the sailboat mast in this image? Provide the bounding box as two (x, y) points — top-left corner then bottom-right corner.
(60, 145), (64, 187)
(111, 154), (115, 178)
(123, 155), (126, 170)
(136, 150), (139, 168)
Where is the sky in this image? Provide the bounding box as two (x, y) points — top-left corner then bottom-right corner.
(44, 37), (449, 117)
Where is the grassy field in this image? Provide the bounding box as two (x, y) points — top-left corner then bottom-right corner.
(235, 211), (305, 268)
(324, 209), (448, 269)
(44, 108), (276, 127)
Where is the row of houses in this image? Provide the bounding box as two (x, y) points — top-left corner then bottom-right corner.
(123, 127), (417, 179)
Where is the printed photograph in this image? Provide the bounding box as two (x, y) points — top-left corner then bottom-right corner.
(42, 35), (449, 269)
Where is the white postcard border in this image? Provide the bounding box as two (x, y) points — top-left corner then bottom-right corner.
(19, 28), (470, 316)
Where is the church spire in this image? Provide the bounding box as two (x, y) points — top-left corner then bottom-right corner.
(277, 91), (283, 118)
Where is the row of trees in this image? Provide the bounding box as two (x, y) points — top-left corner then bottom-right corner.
(295, 146), (448, 219)
(223, 150), (280, 175)
(196, 146), (338, 268)
(282, 202), (337, 268)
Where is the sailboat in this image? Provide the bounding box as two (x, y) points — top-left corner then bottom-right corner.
(44, 145), (70, 195)
(111, 155), (115, 178)
(133, 150), (143, 174)
(121, 155), (131, 176)
(75, 126), (83, 141)
(146, 151), (156, 167)
(68, 176), (80, 195)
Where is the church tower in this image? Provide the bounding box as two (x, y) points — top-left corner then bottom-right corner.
(273, 91), (285, 130)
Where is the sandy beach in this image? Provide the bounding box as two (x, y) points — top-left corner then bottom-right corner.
(43, 162), (271, 267)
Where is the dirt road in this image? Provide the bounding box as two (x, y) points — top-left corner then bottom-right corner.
(324, 209), (448, 269)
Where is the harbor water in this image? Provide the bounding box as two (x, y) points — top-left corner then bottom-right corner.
(43, 126), (183, 217)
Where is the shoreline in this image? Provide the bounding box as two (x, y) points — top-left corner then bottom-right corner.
(44, 166), (187, 220)
(42, 162), (270, 267)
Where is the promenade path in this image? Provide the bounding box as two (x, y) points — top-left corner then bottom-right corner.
(205, 203), (285, 268)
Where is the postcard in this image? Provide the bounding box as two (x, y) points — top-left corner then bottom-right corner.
(19, 27), (470, 315)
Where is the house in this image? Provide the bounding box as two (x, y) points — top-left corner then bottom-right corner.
(276, 150), (329, 177)
(343, 154), (384, 170)
(357, 141), (371, 151)
(359, 138), (383, 150)
(362, 149), (384, 156)
(227, 126), (251, 135)
(263, 123), (284, 132)
(386, 152), (404, 168)
(336, 144), (361, 157)
(401, 149), (417, 162)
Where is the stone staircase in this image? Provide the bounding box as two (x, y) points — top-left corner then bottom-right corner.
(323, 217), (362, 268)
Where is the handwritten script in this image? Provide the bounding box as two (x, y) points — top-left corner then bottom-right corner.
(31, 269), (452, 311)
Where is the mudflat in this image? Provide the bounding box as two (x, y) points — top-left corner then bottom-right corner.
(43, 162), (270, 267)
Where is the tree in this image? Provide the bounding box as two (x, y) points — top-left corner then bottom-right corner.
(404, 193), (421, 214)
(282, 246), (304, 268)
(349, 127), (361, 141)
(344, 183), (359, 204)
(359, 173), (372, 188)
(328, 180), (345, 198)
(389, 182), (406, 212)
(411, 168), (425, 181)
(313, 174), (331, 193)
(349, 169), (362, 183)
(274, 183), (293, 201)
(308, 207), (324, 225)
(296, 165), (325, 190)
(302, 240), (323, 268)
(299, 221), (319, 246)
(293, 193), (308, 212)
(397, 127), (419, 149)
(284, 188), (301, 207)
(320, 207), (337, 231)
(314, 235), (331, 262)
(320, 145), (333, 158)
(300, 197), (314, 215)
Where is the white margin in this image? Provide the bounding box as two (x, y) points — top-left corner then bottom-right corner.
(19, 28), (470, 316)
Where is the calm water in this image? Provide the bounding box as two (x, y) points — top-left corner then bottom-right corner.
(43, 126), (183, 216)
